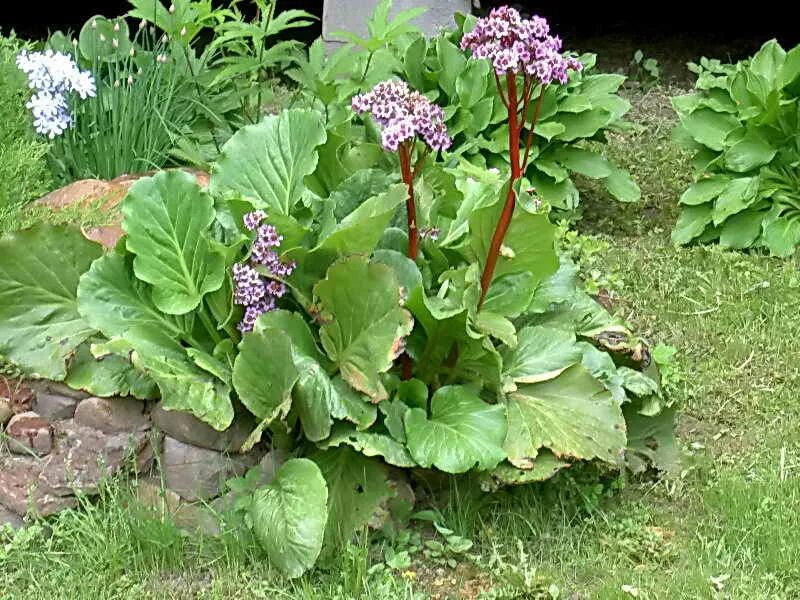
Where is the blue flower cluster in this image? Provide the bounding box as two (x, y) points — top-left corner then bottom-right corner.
(16, 50), (96, 138)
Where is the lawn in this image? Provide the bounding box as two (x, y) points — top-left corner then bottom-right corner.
(2, 77), (798, 599)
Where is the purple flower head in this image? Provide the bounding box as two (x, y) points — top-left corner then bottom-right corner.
(351, 80), (452, 153)
(232, 214), (296, 332)
(243, 209), (267, 231)
(460, 6), (582, 84)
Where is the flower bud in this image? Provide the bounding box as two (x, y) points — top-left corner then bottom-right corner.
(169, 4), (175, 13)
(113, 22), (120, 33)
(99, 34), (106, 42)
(139, 19), (146, 30)
(92, 19), (97, 29)
(127, 75), (134, 86)
(180, 26), (187, 37)
(112, 38), (119, 48)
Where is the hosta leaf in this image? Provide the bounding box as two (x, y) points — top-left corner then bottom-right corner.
(679, 108), (740, 151)
(66, 344), (157, 400)
(604, 167), (641, 203)
(719, 209), (765, 249)
(0, 225), (102, 379)
(504, 365), (626, 468)
(712, 176), (759, 225)
(312, 447), (389, 549)
(404, 386), (507, 473)
(317, 423), (415, 467)
(502, 326), (583, 387)
(723, 131), (776, 173)
(553, 147), (613, 178)
(210, 109), (326, 215)
(123, 170), (224, 315)
(679, 176), (730, 206)
(250, 458), (328, 579)
(672, 205), (713, 245)
(233, 325), (298, 423)
(763, 217), (800, 257)
(315, 257), (413, 402)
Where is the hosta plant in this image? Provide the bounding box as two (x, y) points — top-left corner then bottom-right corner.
(0, 14), (671, 575)
(671, 40), (800, 256)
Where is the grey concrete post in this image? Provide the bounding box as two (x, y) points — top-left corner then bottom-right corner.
(322, 0), (472, 49)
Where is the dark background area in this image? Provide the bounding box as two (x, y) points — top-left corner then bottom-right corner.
(3, 1), (800, 68)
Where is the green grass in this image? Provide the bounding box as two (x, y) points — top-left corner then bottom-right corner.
(2, 84), (800, 599)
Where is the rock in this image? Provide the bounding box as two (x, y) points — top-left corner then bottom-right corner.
(150, 403), (251, 452)
(0, 399), (12, 426)
(35, 171), (210, 250)
(74, 397), (150, 434)
(258, 449), (289, 483)
(136, 478), (221, 536)
(161, 437), (258, 501)
(38, 421), (150, 497)
(28, 380), (90, 402)
(0, 456), (77, 517)
(5, 412), (54, 456)
(0, 378), (34, 413)
(0, 505), (24, 531)
(33, 392), (80, 420)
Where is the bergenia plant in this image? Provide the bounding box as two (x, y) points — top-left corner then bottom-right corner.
(16, 49), (96, 138)
(460, 7), (582, 306)
(352, 79), (452, 259)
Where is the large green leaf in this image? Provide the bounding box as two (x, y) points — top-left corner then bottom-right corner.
(404, 386), (507, 473)
(312, 447), (389, 549)
(77, 253), (190, 344)
(315, 257), (413, 401)
(210, 109), (326, 215)
(315, 184), (406, 254)
(469, 187), (559, 287)
(66, 344), (157, 400)
(763, 217), (800, 257)
(0, 225), (102, 379)
(553, 147), (612, 178)
(679, 176), (730, 206)
(723, 130), (776, 173)
(503, 365), (626, 468)
(719, 209), (765, 249)
(604, 167), (641, 203)
(250, 458), (328, 579)
(712, 176), (759, 225)
(679, 108), (740, 151)
(317, 423), (415, 467)
(133, 339), (235, 431)
(123, 170), (224, 315)
(78, 254), (234, 430)
(624, 404), (679, 475)
(501, 326), (583, 388)
(233, 324), (298, 423)
(672, 205), (713, 245)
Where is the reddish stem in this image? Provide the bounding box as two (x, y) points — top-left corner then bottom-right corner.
(398, 143), (418, 260)
(478, 71), (523, 308)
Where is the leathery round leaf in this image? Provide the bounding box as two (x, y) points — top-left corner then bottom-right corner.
(250, 458), (328, 579)
(123, 170), (224, 315)
(404, 386), (507, 473)
(0, 225), (102, 379)
(210, 109), (327, 215)
(503, 364), (626, 468)
(315, 256), (413, 402)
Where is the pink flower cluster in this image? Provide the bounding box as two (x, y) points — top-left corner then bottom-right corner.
(351, 80), (452, 152)
(232, 210), (296, 333)
(460, 6), (582, 84)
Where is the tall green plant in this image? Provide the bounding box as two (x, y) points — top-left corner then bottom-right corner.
(671, 40), (800, 256)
